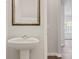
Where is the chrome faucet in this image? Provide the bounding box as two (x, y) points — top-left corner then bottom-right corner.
(22, 35), (27, 39)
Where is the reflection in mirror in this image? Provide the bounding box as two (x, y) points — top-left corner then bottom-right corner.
(12, 0), (40, 26)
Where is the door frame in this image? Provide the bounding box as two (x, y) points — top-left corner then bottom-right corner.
(58, 0), (65, 56)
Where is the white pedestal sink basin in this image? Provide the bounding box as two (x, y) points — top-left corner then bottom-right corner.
(8, 37), (39, 59)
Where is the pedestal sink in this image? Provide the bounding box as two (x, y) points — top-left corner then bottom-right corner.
(8, 37), (39, 59)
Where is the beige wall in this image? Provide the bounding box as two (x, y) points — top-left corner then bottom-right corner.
(47, 0), (59, 53)
(6, 0), (47, 59)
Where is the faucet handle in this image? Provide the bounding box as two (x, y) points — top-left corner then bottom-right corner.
(22, 35), (27, 39)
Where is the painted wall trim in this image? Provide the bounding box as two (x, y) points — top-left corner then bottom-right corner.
(48, 53), (62, 57)
(43, 0), (47, 59)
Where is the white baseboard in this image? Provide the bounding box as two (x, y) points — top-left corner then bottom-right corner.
(48, 53), (62, 57)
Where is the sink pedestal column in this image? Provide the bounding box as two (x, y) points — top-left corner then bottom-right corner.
(20, 50), (30, 59)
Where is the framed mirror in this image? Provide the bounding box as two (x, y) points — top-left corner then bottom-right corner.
(12, 0), (40, 26)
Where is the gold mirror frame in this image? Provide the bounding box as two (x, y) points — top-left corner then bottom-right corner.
(12, 0), (40, 26)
